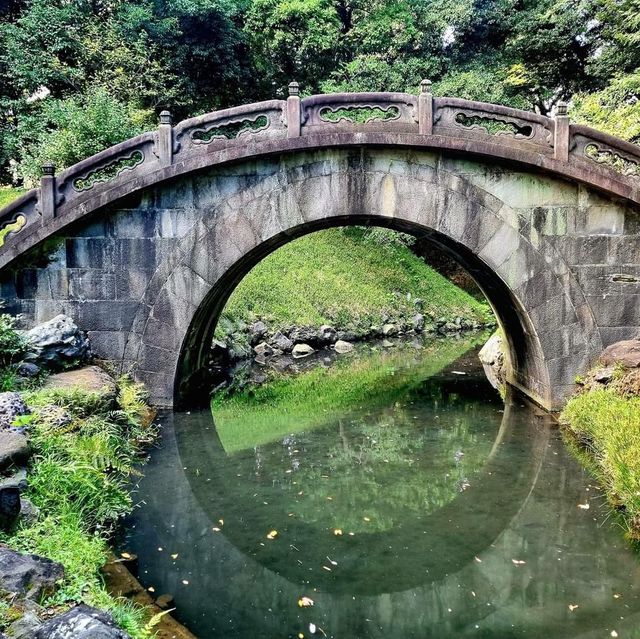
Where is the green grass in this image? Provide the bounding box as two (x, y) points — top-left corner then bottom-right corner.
(212, 334), (488, 452)
(0, 377), (157, 638)
(561, 387), (640, 540)
(215, 227), (492, 339)
(0, 186), (24, 209)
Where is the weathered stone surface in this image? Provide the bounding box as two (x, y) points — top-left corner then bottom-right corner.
(271, 331), (293, 352)
(43, 365), (117, 403)
(0, 468), (28, 492)
(479, 332), (508, 392)
(0, 546), (64, 600)
(317, 325), (337, 344)
(33, 605), (131, 639)
(600, 338), (640, 368)
(382, 324), (397, 336)
(334, 339), (354, 354)
(382, 339), (394, 348)
(7, 611), (41, 639)
(0, 431), (29, 472)
(19, 497), (40, 525)
(32, 404), (73, 430)
(593, 366), (615, 383)
(253, 342), (273, 358)
(23, 315), (90, 370)
(289, 327), (316, 344)
(16, 363), (40, 378)
(412, 313), (425, 331)
(248, 321), (268, 345)
(0, 392), (28, 430)
(292, 343), (314, 358)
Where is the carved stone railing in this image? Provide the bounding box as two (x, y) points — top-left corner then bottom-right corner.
(1, 81), (639, 265)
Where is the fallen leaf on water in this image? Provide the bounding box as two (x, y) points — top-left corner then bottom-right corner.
(182, 580), (189, 585)
(309, 622), (317, 634)
(171, 554), (179, 560)
(363, 517), (371, 522)
(613, 593), (622, 599)
(326, 556), (337, 566)
(578, 503), (590, 510)
(298, 634), (304, 639)
(148, 586), (155, 593)
(511, 559), (526, 565)
(348, 532), (355, 536)
(298, 596), (314, 608)
(568, 604), (579, 612)
(219, 519), (224, 526)
(267, 530), (278, 540)
(121, 552), (132, 560)
(611, 632), (618, 637)
(333, 529), (343, 536)
(322, 566), (332, 571)
(474, 556), (482, 563)
(212, 527), (221, 532)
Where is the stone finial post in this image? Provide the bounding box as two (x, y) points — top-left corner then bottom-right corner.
(287, 81), (301, 138)
(554, 101), (570, 162)
(418, 79), (433, 135)
(40, 163), (56, 221)
(158, 110), (173, 167)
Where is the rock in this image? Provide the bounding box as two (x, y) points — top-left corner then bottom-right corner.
(334, 340), (354, 354)
(0, 468), (28, 492)
(382, 339), (394, 348)
(7, 611), (41, 639)
(382, 324), (397, 337)
(317, 325), (337, 344)
(43, 366), (117, 403)
(600, 338), (640, 368)
(33, 604), (131, 639)
(19, 497), (39, 525)
(292, 343), (314, 358)
(23, 315), (90, 370)
(0, 431), (30, 472)
(289, 326), (317, 344)
(271, 331), (293, 352)
(412, 313), (425, 331)
(156, 593), (174, 609)
(253, 342), (274, 358)
(248, 321), (268, 345)
(32, 404), (73, 430)
(0, 484), (20, 530)
(413, 298), (424, 309)
(0, 392), (29, 430)
(594, 366), (615, 384)
(336, 330), (357, 342)
(479, 332), (508, 392)
(16, 363), (40, 378)
(0, 546), (64, 600)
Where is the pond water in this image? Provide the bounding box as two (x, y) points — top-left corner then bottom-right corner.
(122, 337), (640, 638)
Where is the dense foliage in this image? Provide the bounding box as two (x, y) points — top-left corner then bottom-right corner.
(0, 0), (638, 185)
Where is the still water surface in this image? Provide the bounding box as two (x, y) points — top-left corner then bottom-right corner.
(123, 338), (640, 638)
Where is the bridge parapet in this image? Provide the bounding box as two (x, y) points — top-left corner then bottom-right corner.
(1, 84), (639, 268)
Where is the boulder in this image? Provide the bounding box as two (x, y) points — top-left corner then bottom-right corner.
(600, 338), (640, 368)
(334, 340), (354, 354)
(382, 339), (394, 348)
(33, 605), (131, 639)
(479, 332), (508, 392)
(16, 362), (40, 379)
(0, 431), (30, 472)
(336, 330), (357, 342)
(43, 366), (117, 404)
(23, 315), (90, 370)
(594, 366), (615, 384)
(0, 484), (20, 530)
(7, 611), (41, 639)
(271, 331), (293, 352)
(0, 468), (28, 493)
(248, 321), (268, 345)
(32, 404), (73, 430)
(382, 324), (397, 337)
(19, 497), (40, 526)
(254, 342), (274, 358)
(0, 546), (64, 600)
(292, 343), (314, 358)
(317, 325), (337, 344)
(289, 326), (317, 344)
(0, 392), (29, 430)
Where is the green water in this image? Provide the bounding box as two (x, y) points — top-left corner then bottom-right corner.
(123, 338), (640, 638)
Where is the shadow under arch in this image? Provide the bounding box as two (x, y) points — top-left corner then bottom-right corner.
(175, 217), (545, 410)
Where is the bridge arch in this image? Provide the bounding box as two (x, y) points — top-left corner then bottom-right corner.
(117, 148), (601, 410)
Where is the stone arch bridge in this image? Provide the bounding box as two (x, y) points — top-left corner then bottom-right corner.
(1, 83), (639, 410)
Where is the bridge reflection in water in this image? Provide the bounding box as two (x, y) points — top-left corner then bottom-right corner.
(121, 343), (640, 639)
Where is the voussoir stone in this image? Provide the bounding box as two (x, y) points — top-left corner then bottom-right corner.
(43, 366), (117, 403)
(600, 338), (640, 368)
(0, 546), (64, 600)
(0, 392), (29, 430)
(33, 604), (131, 639)
(23, 315), (90, 370)
(0, 431), (30, 472)
(479, 332), (508, 392)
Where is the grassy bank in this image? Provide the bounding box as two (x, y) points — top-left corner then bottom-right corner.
(0, 187), (24, 209)
(215, 227), (493, 343)
(561, 367), (640, 541)
(0, 376), (159, 637)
